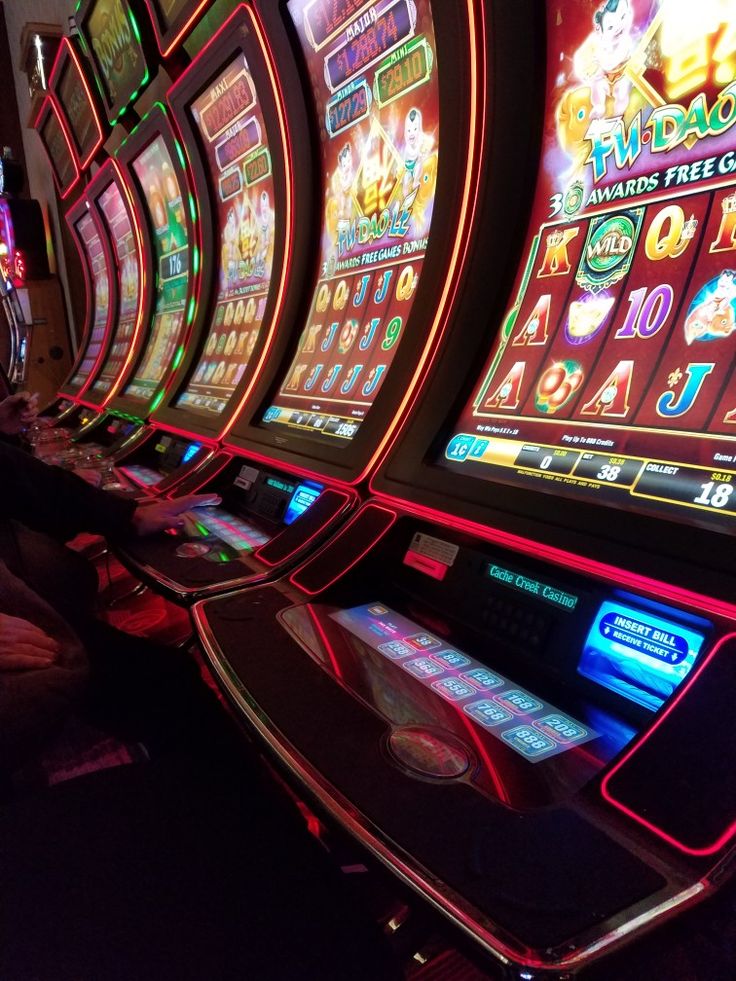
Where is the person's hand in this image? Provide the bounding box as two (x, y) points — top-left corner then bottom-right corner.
(131, 493), (222, 536)
(0, 613), (59, 671)
(0, 392), (39, 435)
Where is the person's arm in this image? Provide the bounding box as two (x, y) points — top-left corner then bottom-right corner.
(0, 440), (220, 543)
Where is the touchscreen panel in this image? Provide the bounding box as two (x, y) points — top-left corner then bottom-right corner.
(442, 0), (736, 535)
(261, 0), (440, 444)
(176, 53), (276, 416)
(124, 134), (189, 403)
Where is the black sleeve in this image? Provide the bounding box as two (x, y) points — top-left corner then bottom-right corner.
(0, 441), (137, 542)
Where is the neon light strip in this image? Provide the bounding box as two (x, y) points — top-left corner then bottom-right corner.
(144, 0), (211, 58)
(48, 36), (105, 171)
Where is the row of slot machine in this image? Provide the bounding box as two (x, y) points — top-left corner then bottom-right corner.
(30, 0), (736, 975)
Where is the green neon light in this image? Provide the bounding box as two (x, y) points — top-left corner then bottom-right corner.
(175, 140), (186, 171)
(188, 193), (197, 223)
(186, 297), (196, 324)
(150, 390), (165, 411)
(172, 344), (185, 370)
(193, 247), (200, 276)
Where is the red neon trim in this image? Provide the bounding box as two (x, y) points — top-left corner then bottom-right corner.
(370, 492), (736, 624)
(99, 159), (149, 406)
(144, 0), (210, 58)
(306, 604), (344, 680)
(289, 505), (397, 596)
(255, 487), (353, 567)
(49, 37), (105, 170)
(601, 631), (736, 856)
(349, 0), (487, 486)
(34, 97), (80, 199)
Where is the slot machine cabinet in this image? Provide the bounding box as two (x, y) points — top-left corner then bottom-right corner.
(141, 0), (210, 59)
(193, 3), (736, 978)
(75, 0), (158, 126)
(48, 36), (106, 173)
(34, 96), (80, 201)
(192, 1), (736, 975)
(33, 192), (117, 460)
(113, 0), (541, 603)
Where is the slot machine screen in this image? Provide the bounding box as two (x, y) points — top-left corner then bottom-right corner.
(92, 180), (141, 395)
(83, 0), (149, 122)
(40, 110), (76, 191)
(261, 0), (440, 444)
(123, 135), (189, 403)
(149, 0), (192, 30)
(56, 55), (98, 166)
(175, 53), (277, 416)
(70, 213), (111, 388)
(441, 0), (736, 537)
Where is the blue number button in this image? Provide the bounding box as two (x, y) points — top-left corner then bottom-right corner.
(403, 657), (445, 679)
(462, 667), (503, 690)
(469, 439), (489, 458)
(431, 678), (477, 702)
(495, 689), (543, 716)
(445, 434), (475, 462)
(533, 714), (588, 745)
(501, 725), (557, 758)
(378, 640), (414, 660)
(463, 699), (513, 728)
(404, 632), (442, 651)
(431, 649), (471, 669)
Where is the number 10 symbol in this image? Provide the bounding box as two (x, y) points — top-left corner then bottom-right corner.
(615, 284), (674, 340)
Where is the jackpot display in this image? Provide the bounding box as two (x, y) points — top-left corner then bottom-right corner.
(176, 54), (277, 417)
(70, 213), (110, 388)
(91, 180), (141, 396)
(40, 110), (76, 191)
(262, 0), (440, 443)
(443, 0), (736, 534)
(124, 135), (189, 403)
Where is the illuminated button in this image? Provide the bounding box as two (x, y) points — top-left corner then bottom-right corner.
(501, 725), (557, 759)
(431, 649), (471, 669)
(431, 678), (477, 702)
(494, 690), (543, 716)
(462, 667), (503, 690)
(463, 699), (513, 728)
(387, 727), (471, 780)
(402, 657), (444, 679)
(176, 542), (211, 558)
(403, 632), (442, 652)
(533, 715), (589, 745)
(377, 640), (414, 660)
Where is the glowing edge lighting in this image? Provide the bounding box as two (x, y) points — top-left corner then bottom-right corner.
(47, 35), (105, 171)
(33, 96), (80, 200)
(144, 0), (211, 59)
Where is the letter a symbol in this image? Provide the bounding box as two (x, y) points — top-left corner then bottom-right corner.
(512, 296), (550, 346)
(484, 362), (525, 410)
(580, 361), (633, 418)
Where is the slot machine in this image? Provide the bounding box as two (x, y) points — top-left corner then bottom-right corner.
(191, 1), (736, 976)
(49, 35), (106, 173)
(92, 1), (313, 497)
(33, 191), (117, 460)
(114, 0), (539, 602)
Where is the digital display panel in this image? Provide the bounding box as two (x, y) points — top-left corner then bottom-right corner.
(85, 0), (148, 118)
(442, 0), (736, 536)
(262, 0), (440, 443)
(332, 602), (596, 762)
(92, 180), (141, 395)
(579, 595), (706, 711)
(40, 111), (76, 190)
(124, 135), (189, 402)
(57, 56), (97, 164)
(176, 54), (277, 417)
(70, 213), (111, 388)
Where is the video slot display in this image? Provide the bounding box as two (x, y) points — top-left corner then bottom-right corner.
(176, 53), (277, 417)
(92, 180), (141, 395)
(84, 0), (149, 121)
(70, 213), (110, 388)
(441, 0), (736, 536)
(124, 135), (189, 403)
(56, 54), (98, 165)
(40, 110), (76, 190)
(261, 0), (440, 443)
